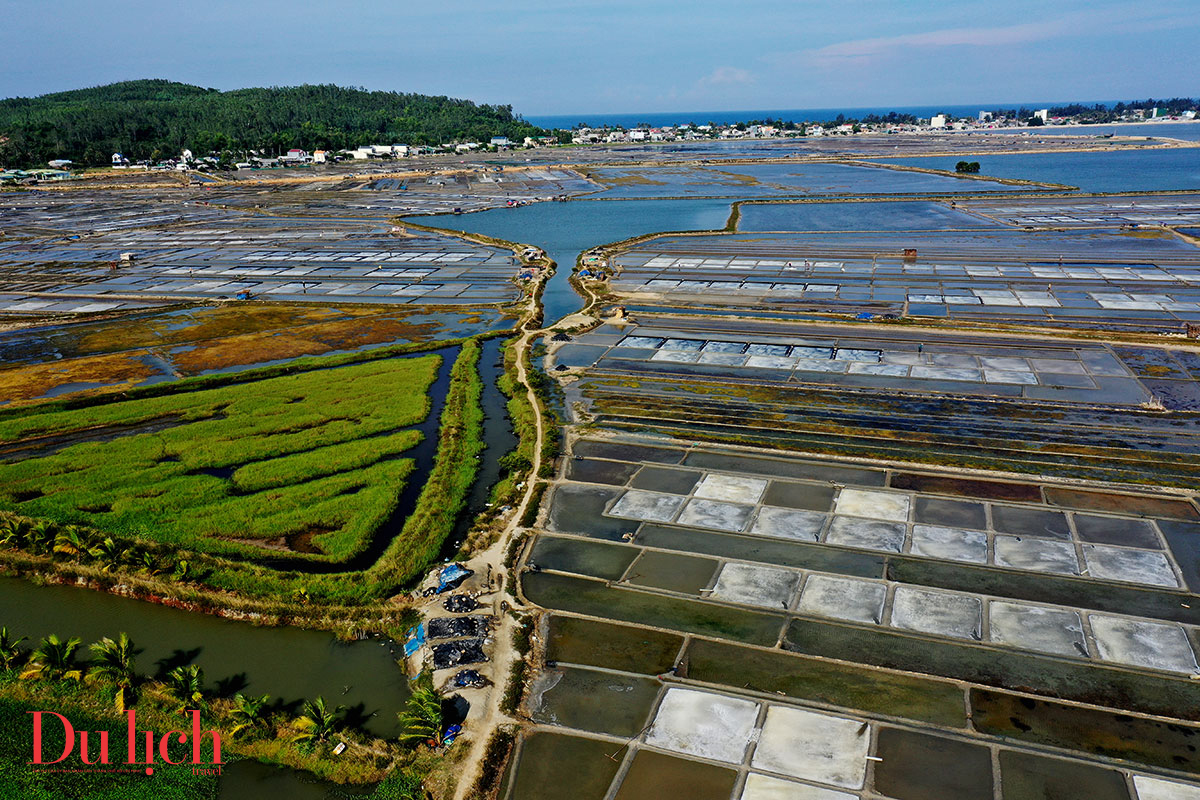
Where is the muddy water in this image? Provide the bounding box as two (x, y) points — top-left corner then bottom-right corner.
(218, 761), (375, 800)
(507, 732), (623, 800)
(440, 336), (518, 559)
(0, 576), (411, 736)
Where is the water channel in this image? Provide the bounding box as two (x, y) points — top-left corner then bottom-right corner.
(0, 338), (516, 796)
(412, 198), (735, 325)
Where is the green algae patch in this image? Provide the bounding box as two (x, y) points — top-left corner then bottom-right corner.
(685, 638), (967, 728)
(972, 689), (1200, 773)
(626, 550), (718, 594)
(529, 666), (661, 737)
(508, 732), (622, 800)
(529, 536), (638, 581)
(546, 616), (683, 675)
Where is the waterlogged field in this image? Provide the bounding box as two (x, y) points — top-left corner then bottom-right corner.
(0, 356), (439, 563)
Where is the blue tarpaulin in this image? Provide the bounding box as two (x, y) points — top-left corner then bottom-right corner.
(403, 624), (426, 658)
(436, 564), (473, 594)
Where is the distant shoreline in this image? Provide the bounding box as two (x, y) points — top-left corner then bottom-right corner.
(973, 118), (1200, 134)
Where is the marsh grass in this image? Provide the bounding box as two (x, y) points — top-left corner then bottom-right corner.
(0, 357), (438, 565)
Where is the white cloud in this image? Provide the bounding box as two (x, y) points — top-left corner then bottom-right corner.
(810, 20), (1067, 61)
(775, 6), (1198, 70)
(697, 66), (755, 88)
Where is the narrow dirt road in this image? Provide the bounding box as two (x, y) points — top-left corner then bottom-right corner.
(449, 294), (547, 800)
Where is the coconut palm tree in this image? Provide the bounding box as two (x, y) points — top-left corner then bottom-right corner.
(21, 634), (83, 682)
(26, 520), (55, 555)
(53, 525), (88, 559)
(0, 627), (26, 672)
(171, 559), (193, 582)
(133, 550), (166, 577)
(0, 518), (32, 550)
(228, 693), (271, 738)
(398, 671), (443, 744)
(165, 664), (205, 710)
(291, 697), (344, 748)
(88, 633), (140, 712)
(87, 537), (125, 572)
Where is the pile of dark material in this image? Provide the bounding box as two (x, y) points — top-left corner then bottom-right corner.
(443, 594), (479, 613)
(432, 638), (487, 669)
(453, 669), (487, 688)
(428, 615), (491, 640)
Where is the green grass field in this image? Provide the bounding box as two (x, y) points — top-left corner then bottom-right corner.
(0, 356), (440, 564)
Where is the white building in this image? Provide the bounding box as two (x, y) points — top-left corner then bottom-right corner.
(1034, 109), (1050, 123)
(930, 114), (947, 128)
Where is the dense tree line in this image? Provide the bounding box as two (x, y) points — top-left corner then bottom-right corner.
(0, 79), (548, 167)
(986, 98), (1197, 124)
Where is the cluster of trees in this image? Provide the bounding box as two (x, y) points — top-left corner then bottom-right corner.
(1, 629), (213, 715)
(0, 515), (196, 580)
(983, 98), (1198, 125)
(0, 79), (548, 167)
(1, 622), (447, 771)
(955, 161), (981, 173)
(0, 624), (352, 747)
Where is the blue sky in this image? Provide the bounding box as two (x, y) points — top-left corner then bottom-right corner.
(2, 0), (1197, 114)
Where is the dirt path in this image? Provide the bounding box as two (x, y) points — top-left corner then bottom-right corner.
(448, 287), (548, 800)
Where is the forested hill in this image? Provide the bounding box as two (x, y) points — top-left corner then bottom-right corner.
(0, 80), (548, 167)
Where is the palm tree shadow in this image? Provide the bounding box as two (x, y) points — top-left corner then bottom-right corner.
(154, 647), (201, 679)
(213, 673), (249, 699)
(340, 702), (379, 732)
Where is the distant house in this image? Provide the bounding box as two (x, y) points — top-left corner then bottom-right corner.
(312, 150), (327, 164)
(111, 152), (129, 167)
(489, 137), (511, 147)
(930, 114), (947, 128)
(47, 159), (72, 169)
